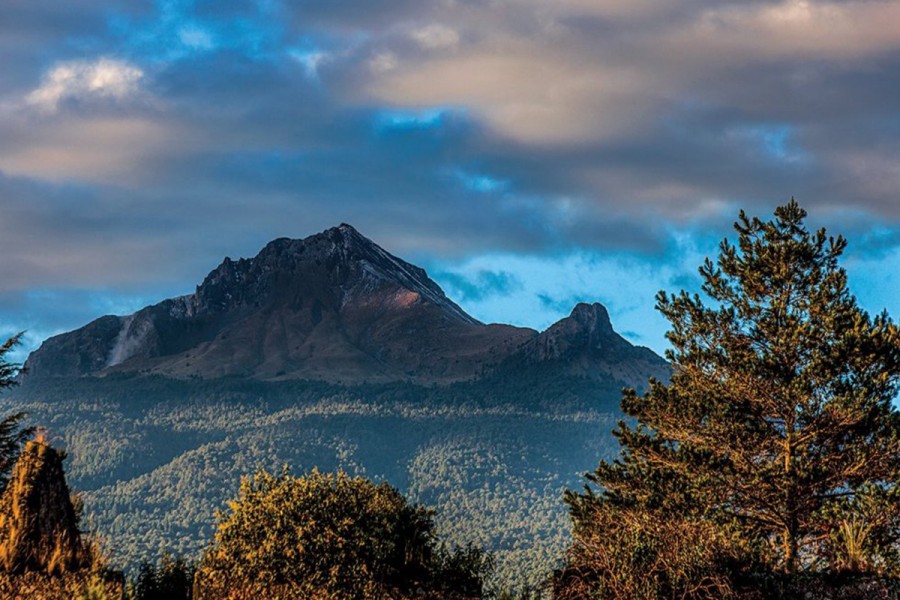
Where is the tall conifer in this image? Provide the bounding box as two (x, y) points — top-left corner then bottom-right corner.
(566, 200), (900, 581)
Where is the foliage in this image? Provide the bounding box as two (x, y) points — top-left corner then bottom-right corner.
(559, 201), (900, 598)
(0, 412), (32, 494)
(195, 469), (492, 599)
(0, 333), (35, 492)
(0, 571), (124, 600)
(816, 484), (900, 576)
(78, 574), (113, 600)
(559, 498), (756, 600)
(432, 542), (495, 599)
(2, 375), (618, 588)
(131, 554), (193, 600)
(0, 333), (24, 391)
(0, 439), (92, 574)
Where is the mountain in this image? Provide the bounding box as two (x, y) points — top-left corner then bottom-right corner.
(9, 224), (670, 592)
(23, 224), (667, 387)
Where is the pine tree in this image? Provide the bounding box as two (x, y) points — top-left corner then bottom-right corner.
(0, 333), (34, 492)
(0, 438), (88, 574)
(564, 201), (900, 588)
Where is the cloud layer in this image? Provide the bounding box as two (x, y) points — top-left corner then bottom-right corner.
(1, 0), (899, 356)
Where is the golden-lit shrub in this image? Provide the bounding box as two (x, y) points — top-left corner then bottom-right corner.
(0, 440), (91, 574)
(554, 505), (743, 600)
(194, 469), (490, 600)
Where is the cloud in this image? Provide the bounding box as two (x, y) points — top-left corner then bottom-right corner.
(1, 0), (900, 356)
(4, 0), (900, 225)
(428, 242), (712, 354)
(0, 117), (176, 184)
(680, 1), (900, 61)
(26, 58), (144, 113)
(369, 51), (399, 73)
(0, 171), (244, 295)
(0, 58), (162, 182)
(410, 24), (459, 50)
(358, 0), (900, 149)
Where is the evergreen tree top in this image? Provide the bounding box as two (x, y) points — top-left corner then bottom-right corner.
(568, 200), (900, 579)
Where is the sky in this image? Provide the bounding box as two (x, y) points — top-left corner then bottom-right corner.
(2, 0), (900, 362)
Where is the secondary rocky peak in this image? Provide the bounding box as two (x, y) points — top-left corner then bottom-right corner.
(566, 302), (614, 336)
(507, 301), (669, 389)
(523, 302), (620, 363)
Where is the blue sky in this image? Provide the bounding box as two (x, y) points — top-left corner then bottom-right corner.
(2, 0), (900, 362)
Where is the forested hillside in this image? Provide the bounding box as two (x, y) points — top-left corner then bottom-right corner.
(4, 225), (670, 593)
(4, 372), (626, 591)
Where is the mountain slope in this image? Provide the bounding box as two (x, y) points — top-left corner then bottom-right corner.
(23, 224), (666, 386)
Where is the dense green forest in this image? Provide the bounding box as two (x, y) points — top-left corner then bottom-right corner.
(1, 372), (625, 592)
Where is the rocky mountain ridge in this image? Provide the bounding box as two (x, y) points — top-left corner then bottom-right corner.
(23, 224), (668, 388)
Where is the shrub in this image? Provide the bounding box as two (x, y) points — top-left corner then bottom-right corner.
(194, 469), (490, 599)
(554, 504), (742, 600)
(817, 484), (900, 576)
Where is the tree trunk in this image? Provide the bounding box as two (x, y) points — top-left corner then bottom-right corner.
(783, 526), (798, 574)
(783, 417), (798, 574)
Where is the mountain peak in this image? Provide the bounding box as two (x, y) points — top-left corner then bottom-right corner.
(21, 226), (668, 387)
(519, 302), (617, 364)
(192, 224), (478, 325)
(324, 222), (365, 244)
(567, 302), (613, 336)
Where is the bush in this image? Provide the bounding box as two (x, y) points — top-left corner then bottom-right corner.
(553, 505), (744, 600)
(816, 485), (900, 576)
(194, 469), (490, 599)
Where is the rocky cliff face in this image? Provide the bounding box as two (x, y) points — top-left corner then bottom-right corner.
(23, 225), (668, 386)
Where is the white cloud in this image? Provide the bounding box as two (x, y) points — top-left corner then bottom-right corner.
(359, 0), (900, 145)
(26, 58), (144, 113)
(411, 24), (459, 51)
